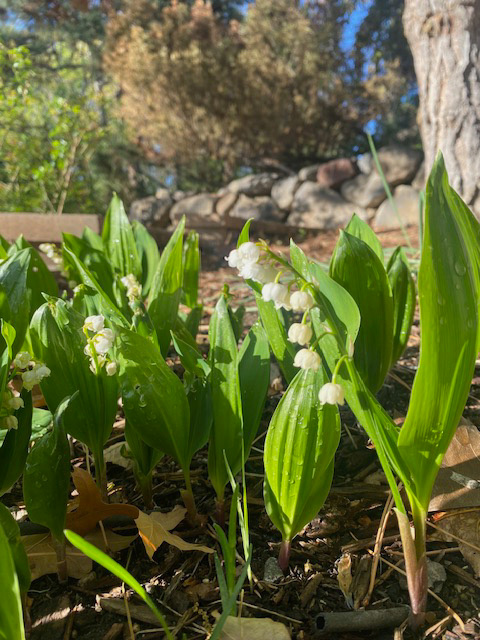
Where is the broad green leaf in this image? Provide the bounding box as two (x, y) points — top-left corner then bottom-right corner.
(330, 231), (393, 392)
(186, 377), (213, 459)
(30, 298), (118, 458)
(171, 332), (210, 378)
(124, 420), (162, 479)
(238, 323), (270, 453)
(264, 368), (340, 542)
(64, 529), (173, 640)
(81, 227), (104, 252)
(0, 523), (25, 640)
(132, 220), (160, 297)
(0, 407), (52, 448)
(387, 247), (416, 365)
(256, 296), (296, 383)
(0, 320), (15, 397)
(102, 193), (141, 279)
(0, 503), (30, 594)
(116, 327), (190, 470)
(228, 303), (245, 344)
(0, 249), (31, 354)
(9, 236), (58, 315)
(0, 391), (32, 496)
(398, 155), (479, 509)
(208, 295), (243, 500)
(182, 230), (200, 309)
(63, 233), (115, 301)
(23, 395), (72, 541)
(184, 304), (203, 340)
(345, 213), (384, 262)
(148, 217), (185, 355)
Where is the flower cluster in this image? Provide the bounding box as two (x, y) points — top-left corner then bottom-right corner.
(39, 243), (63, 267)
(121, 274), (142, 306)
(226, 242), (277, 284)
(83, 315), (117, 375)
(0, 389), (24, 430)
(11, 351), (51, 394)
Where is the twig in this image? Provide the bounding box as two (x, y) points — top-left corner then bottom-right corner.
(364, 490), (395, 606)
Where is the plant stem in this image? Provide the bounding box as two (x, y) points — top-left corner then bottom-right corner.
(94, 448), (108, 502)
(215, 497), (225, 527)
(181, 469), (198, 523)
(54, 536), (68, 583)
(137, 470), (154, 510)
(278, 539), (291, 571)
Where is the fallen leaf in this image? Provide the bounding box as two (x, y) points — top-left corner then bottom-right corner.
(22, 528), (137, 581)
(66, 468), (139, 535)
(135, 508), (214, 560)
(336, 553), (353, 608)
(104, 441), (133, 470)
(22, 533), (92, 581)
(430, 418), (480, 511)
(213, 615), (291, 640)
(433, 510), (480, 577)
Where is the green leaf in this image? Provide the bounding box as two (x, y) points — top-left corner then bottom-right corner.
(182, 230), (200, 309)
(9, 236), (58, 315)
(0, 249), (31, 354)
(238, 323), (270, 453)
(23, 395), (72, 541)
(171, 332), (210, 379)
(0, 320), (15, 397)
(264, 368), (340, 542)
(186, 377), (213, 461)
(184, 304), (203, 340)
(387, 247), (416, 365)
(256, 296), (296, 383)
(345, 213), (384, 262)
(102, 193), (141, 279)
(0, 504), (30, 594)
(397, 155), (479, 509)
(0, 391), (32, 496)
(330, 231), (393, 392)
(64, 529), (173, 640)
(148, 217), (185, 355)
(0, 523), (25, 640)
(208, 295), (243, 500)
(124, 420), (162, 479)
(63, 233), (115, 301)
(132, 220), (160, 297)
(117, 327), (190, 470)
(30, 298), (118, 458)
(81, 227), (105, 252)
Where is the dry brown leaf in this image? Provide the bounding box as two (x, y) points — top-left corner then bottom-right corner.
(66, 468), (139, 535)
(434, 510), (480, 577)
(336, 552), (353, 607)
(213, 615), (291, 640)
(22, 533), (92, 581)
(135, 508), (214, 560)
(104, 441), (133, 470)
(22, 528), (137, 581)
(430, 418), (480, 511)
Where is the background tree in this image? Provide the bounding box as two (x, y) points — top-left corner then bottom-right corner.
(403, 0), (480, 215)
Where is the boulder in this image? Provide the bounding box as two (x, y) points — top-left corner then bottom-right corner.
(316, 158), (357, 189)
(341, 173), (387, 208)
(129, 192), (172, 227)
(411, 160), (425, 191)
(216, 192), (238, 218)
(230, 194), (286, 223)
(288, 182), (367, 229)
(374, 185), (421, 229)
(298, 164), (321, 182)
(226, 173), (278, 197)
(357, 152), (373, 174)
(375, 145), (422, 185)
(271, 176), (300, 210)
(170, 193), (219, 225)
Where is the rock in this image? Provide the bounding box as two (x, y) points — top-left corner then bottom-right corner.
(129, 193), (172, 227)
(374, 185), (421, 229)
(170, 193), (219, 225)
(271, 176), (300, 210)
(216, 192), (238, 218)
(341, 173), (387, 208)
(172, 190), (194, 202)
(375, 145), (422, 185)
(411, 160), (425, 191)
(298, 164), (321, 181)
(230, 194), (286, 222)
(227, 173), (278, 197)
(263, 557), (284, 583)
(316, 158), (357, 189)
(288, 182), (367, 229)
(357, 152), (373, 174)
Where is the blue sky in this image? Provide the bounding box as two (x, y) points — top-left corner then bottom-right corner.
(341, 1), (372, 51)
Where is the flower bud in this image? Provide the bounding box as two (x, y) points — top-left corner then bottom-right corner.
(319, 382), (345, 406)
(287, 323), (313, 346)
(106, 361), (118, 376)
(13, 351), (32, 370)
(290, 290), (315, 312)
(2, 415), (18, 430)
(293, 348), (321, 371)
(83, 315), (105, 333)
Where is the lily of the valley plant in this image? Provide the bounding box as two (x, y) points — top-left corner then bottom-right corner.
(229, 155), (480, 628)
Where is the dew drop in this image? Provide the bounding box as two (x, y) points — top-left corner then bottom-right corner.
(454, 262), (466, 276)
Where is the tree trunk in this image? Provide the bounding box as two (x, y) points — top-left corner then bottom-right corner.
(403, 0), (480, 216)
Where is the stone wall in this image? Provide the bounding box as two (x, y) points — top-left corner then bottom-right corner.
(130, 145), (424, 233)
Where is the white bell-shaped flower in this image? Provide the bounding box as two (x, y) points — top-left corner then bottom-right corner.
(13, 351), (32, 370)
(83, 315), (105, 333)
(2, 415), (18, 430)
(92, 328), (115, 355)
(262, 282), (291, 309)
(319, 382), (345, 406)
(106, 361), (118, 376)
(21, 363), (51, 391)
(293, 348), (321, 371)
(290, 290), (315, 312)
(287, 323), (313, 346)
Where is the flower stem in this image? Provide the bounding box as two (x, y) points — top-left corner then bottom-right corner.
(278, 539), (291, 571)
(94, 448), (108, 502)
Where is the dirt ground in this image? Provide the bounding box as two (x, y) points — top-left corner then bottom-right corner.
(9, 225), (480, 640)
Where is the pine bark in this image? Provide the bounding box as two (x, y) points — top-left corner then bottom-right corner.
(403, 0), (480, 216)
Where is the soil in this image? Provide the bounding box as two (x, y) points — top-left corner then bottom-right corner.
(7, 226), (480, 640)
